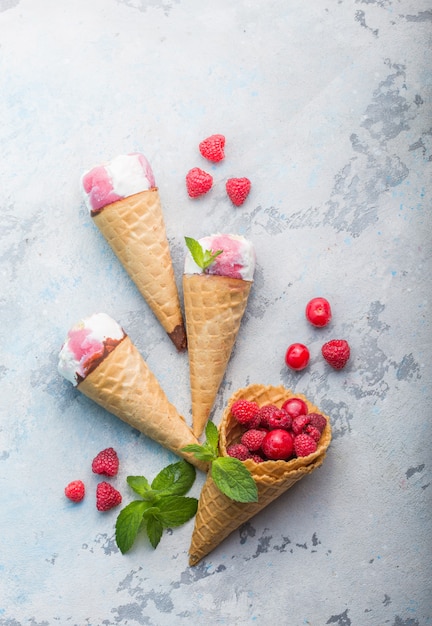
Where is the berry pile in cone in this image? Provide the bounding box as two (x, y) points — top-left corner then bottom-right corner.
(226, 396), (327, 463)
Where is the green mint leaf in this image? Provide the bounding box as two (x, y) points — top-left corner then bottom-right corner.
(182, 443), (217, 462)
(115, 500), (150, 554)
(151, 460), (196, 497)
(126, 475), (151, 498)
(204, 420), (219, 453)
(211, 457), (258, 503)
(156, 496), (198, 527)
(146, 514), (164, 549)
(185, 236), (223, 270)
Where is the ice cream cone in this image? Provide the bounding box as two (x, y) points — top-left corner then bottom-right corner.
(188, 384), (332, 564)
(182, 273), (252, 438)
(92, 188), (186, 350)
(77, 334), (206, 471)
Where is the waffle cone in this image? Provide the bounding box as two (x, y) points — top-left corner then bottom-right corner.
(92, 189), (186, 351)
(77, 335), (206, 471)
(189, 384), (332, 564)
(182, 274), (252, 438)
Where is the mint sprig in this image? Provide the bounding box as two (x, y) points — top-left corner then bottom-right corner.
(115, 460), (198, 554)
(185, 236), (223, 270)
(182, 421), (258, 504)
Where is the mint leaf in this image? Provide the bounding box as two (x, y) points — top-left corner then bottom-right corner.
(211, 457), (258, 503)
(156, 496), (198, 527)
(146, 514), (164, 549)
(115, 500), (150, 554)
(127, 475), (151, 498)
(204, 420), (219, 453)
(151, 460), (196, 497)
(182, 443), (217, 462)
(185, 236), (223, 270)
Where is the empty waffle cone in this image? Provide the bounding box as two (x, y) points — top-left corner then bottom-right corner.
(78, 334), (206, 471)
(92, 189), (187, 351)
(188, 384), (332, 564)
(182, 274), (252, 438)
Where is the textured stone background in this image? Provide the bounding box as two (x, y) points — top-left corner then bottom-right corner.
(0, 1), (431, 624)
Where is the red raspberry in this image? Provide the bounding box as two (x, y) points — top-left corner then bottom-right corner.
(226, 177), (251, 206)
(257, 404), (279, 429)
(186, 167), (213, 198)
(91, 447), (119, 477)
(250, 454), (266, 463)
(241, 429), (267, 452)
(304, 425), (322, 443)
(308, 413), (327, 433)
(64, 480), (85, 502)
(294, 434), (318, 457)
(199, 134), (225, 162)
(322, 339), (351, 369)
(267, 408), (292, 431)
(226, 443), (251, 461)
(96, 482), (122, 511)
(231, 399), (261, 428)
(292, 414), (311, 435)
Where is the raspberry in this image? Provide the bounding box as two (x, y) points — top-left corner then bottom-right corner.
(199, 134), (225, 162)
(186, 167), (213, 198)
(304, 425), (322, 443)
(92, 447), (119, 477)
(292, 414), (311, 435)
(96, 482), (122, 511)
(257, 404), (279, 429)
(64, 480), (85, 502)
(294, 434), (318, 457)
(322, 339), (351, 369)
(267, 408), (292, 431)
(226, 177), (251, 207)
(250, 454), (265, 463)
(226, 443), (251, 461)
(308, 413), (327, 433)
(241, 429), (267, 452)
(231, 399), (261, 428)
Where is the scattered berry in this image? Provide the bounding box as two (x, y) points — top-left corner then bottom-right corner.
(294, 433), (318, 457)
(231, 399), (261, 428)
(186, 167), (213, 198)
(96, 482), (122, 511)
(92, 447), (119, 477)
(308, 413), (327, 433)
(64, 480), (85, 503)
(226, 443), (251, 461)
(267, 408), (292, 431)
(305, 297), (332, 327)
(322, 339), (351, 370)
(199, 134), (225, 162)
(261, 429), (294, 461)
(226, 177), (251, 206)
(304, 425), (322, 443)
(281, 397), (308, 419)
(285, 343), (310, 371)
(292, 414), (312, 435)
(241, 429), (267, 452)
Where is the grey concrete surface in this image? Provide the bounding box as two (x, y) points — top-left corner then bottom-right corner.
(1, 1), (431, 624)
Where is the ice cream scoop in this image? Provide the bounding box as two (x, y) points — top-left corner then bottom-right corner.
(184, 234), (255, 280)
(183, 234), (255, 437)
(80, 153), (187, 351)
(58, 313), (206, 470)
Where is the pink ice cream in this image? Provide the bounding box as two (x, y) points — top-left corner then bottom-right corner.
(81, 153), (156, 212)
(184, 234), (255, 281)
(58, 313), (125, 385)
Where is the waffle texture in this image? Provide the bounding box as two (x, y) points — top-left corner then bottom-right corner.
(93, 189), (186, 350)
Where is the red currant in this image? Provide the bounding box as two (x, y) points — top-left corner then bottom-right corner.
(285, 343), (310, 371)
(305, 297), (332, 327)
(281, 397), (308, 418)
(261, 429), (294, 460)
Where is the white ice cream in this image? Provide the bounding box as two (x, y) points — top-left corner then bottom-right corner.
(184, 234), (255, 281)
(58, 313), (125, 385)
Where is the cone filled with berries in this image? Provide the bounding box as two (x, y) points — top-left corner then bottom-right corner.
(188, 384), (332, 565)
